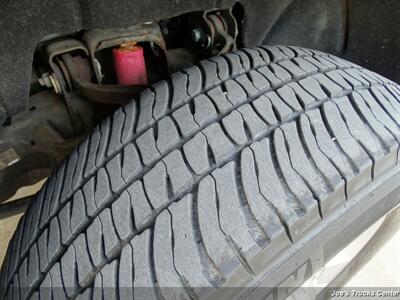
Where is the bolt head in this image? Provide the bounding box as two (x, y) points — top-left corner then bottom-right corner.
(191, 28), (203, 42)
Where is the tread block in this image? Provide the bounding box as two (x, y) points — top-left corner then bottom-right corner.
(156, 116), (180, 154)
(154, 211), (190, 300)
(250, 139), (303, 241)
(254, 47), (272, 63)
(185, 66), (202, 97)
(279, 60), (307, 79)
(313, 73), (344, 98)
(169, 195), (214, 293)
(121, 143), (143, 183)
(121, 101), (137, 145)
(272, 129), (321, 216)
(171, 72), (190, 109)
(343, 69), (371, 86)
(70, 190), (88, 235)
(269, 63), (291, 83)
(86, 218), (103, 268)
(183, 133), (210, 176)
(313, 56), (336, 71)
(172, 104), (200, 138)
(358, 90), (400, 143)
(131, 230), (158, 300)
(100, 260), (118, 299)
(237, 104), (269, 139)
(118, 243), (134, 299)
(261, 46), (288, 61)
(224, 79), (247, 105)
(200, 60), (220, 89)
(58, 202), (72, 245)
(37, 229), (49, 273)
(210, 56), (230, 81)
(323, 102), (373, 179)
(222, 111), (248, 146)
(203, 123), (236, 164)
(152, 80), (169, 120)
(276, 85), (303, 112)
(136, 128), (161, 166)
(240, 148), (291, 269)
(60, 149), (79, 203)
(223, 52), (246, 76)
(127, 181), (153, 229)
(236, 74), (259, 97)
(47, 218), (62, 263)
(288, 82), (316, 109)
(276, 46), (296, 58)
(111, 191), (134, 241)
(194, 94), (218, 127)
(266, 91), (293, 122)
(136, 89), (156, 133)
(280, 123), (343, 216)
(292, 57), (318, 74)
(94, 168), (112, 210)
(371, 86), (400, 125)
(60, 246), (77, 297)
(72, 139), (89, 193)
(326, 70), (353, 91)
(243, 48), (266, 68)
(99, 208), (120, 259)
(207, 86), (233, 114)
(84, 126), (101, 178)
(49, 163), (66, 219)
(107, 108), (125, 157)
(163, 150), (194, 195)
(306, 109), (360, 197)
(105, 154), (125, 192)
(258, 65), (282, 87)
(252, 95), (279, 126)
(303, 56), (331, 72)
(143, 162), (169, 209)
(27, 244), (40, 288)
(49, 263), (66, 299)
(248, 70), (271, 92)
(335, 96), (388, 177)
(300, 114), (346, 199)
(197, 176), (246, 280)
(82, 177), (97, 217)
(299, 77), (328, 102)
(95, 118), (111, 169)
(29, 188), (46, 245)
(73, 234), (94, 288)
(335, 69), (365, 88)
(212, 162), (262, 263)
(352, 92), (399, 165)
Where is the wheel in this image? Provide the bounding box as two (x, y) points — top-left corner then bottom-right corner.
(1, 45), (400, 300)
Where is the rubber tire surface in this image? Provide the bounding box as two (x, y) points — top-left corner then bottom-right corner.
(1, 45), (400, 300)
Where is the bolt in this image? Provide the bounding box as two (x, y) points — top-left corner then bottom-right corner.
(191, 28), (203, 43)
(191, 27), (211, 48)
(38, 73), (52, 88)
(38, 72), (62, 94)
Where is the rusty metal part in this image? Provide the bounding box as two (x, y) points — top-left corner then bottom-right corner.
(83, 22), (166, 83)
(188, 9), (237, 57)
(60, 54), (144, 104)
(40, 39), (91, 133)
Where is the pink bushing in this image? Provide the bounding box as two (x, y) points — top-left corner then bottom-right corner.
(113, 44), (147, 85)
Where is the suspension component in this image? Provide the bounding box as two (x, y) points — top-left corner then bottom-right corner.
(113, 42), (148, 85)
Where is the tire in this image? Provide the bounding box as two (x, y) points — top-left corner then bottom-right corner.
(1, 45), (400, 300)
